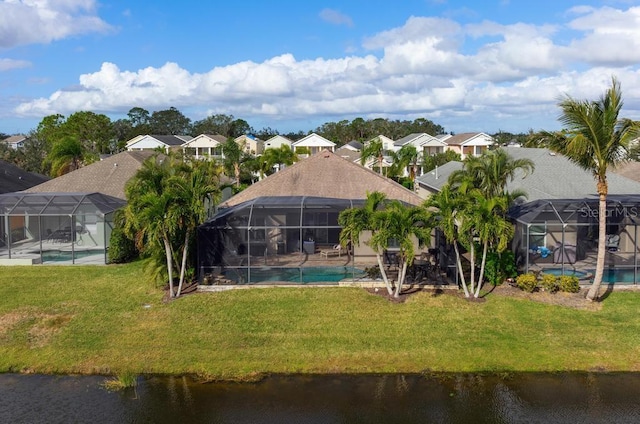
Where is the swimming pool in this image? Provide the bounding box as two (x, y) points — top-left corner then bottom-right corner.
(543, 267), (640, 284)
(40, 249), (104, 263)
(224, 266), (366, 284)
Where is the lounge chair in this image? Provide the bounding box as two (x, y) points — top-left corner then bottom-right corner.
(320, 244), (343, 258)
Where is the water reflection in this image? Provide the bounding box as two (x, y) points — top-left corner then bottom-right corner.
(1, 373), (640, 423)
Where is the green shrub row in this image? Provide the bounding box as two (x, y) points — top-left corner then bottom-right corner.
(515, 272), (581, 293)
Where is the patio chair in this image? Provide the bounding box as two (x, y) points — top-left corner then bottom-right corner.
(606, 234), (620, 252)
(384, 250), (399, 270)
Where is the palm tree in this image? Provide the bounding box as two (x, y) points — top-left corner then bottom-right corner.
(360, 137), (385, 175)
(391, 144), (419, 182)
(222, 138), (244, 187)
(46, 136), (93, 177)
(369, 201), (432, 297)
(338, 192), (394, 293)
(450, 148), (534, 199)
(425, 185), (473, 297)
(546, 76), (640, 301)
(167, 160), (220, 296)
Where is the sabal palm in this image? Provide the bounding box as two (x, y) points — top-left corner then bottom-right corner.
(547, 76), (640, 301)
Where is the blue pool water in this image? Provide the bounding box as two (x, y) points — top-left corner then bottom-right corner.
(225, 266), (365, 284)
(542, 269), (591, 279)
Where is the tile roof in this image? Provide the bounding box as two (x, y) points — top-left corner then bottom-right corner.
(415, 147), (640, 201)
(25, 150), (156, 200)
(221, 149), (422, 207)
(0, 160), (49, 194)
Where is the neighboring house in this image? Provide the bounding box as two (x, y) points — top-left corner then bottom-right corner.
(0, 150), (158, 266)
(610, 161), (640, 183)
(264, 135), (293, 151)
(442, 132), (493, 159)
(182, 134), (227, 159)
(291, 133), (336, 156)
(334, 145), (361, 163)
(415, 146), (640, 283)
(2, 135), (27, 149)
(0, 160), (49, 194)
(393, 133), (444, 154)
(235, 134), (264, 155)
(342, 140), (363, 152)
(25, 150), (156, 200)
(126, 134), (192, 153)
(368, 135), (395, 152)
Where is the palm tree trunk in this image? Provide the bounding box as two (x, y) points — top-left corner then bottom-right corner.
(163, 236), (174, 298)
(376, 253), (393, 295)
(234, 163), (240, 187)
(395, 261), (408, 298)
(587, 192), (607, 301)
(378, 155), (383, 175)
(453, 242), (470, 297)
(469, 241), (476, 295)
(474, 241), (489, 298)
(176, 231), (190, 297)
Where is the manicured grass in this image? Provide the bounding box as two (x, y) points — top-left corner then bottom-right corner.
(1, 261), (640, 379)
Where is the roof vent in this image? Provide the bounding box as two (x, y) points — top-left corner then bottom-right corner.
(114, 163), (118, 167)
(549, 152), (556, 156)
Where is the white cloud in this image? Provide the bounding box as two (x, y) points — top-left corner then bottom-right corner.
(11, 5), (640, 132)
(319, 8), (353, 27)
(0, 0), (114, 48)
(0, 58), (30, 71)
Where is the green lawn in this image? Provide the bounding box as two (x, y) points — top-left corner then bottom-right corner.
(1, 261), (639, 379)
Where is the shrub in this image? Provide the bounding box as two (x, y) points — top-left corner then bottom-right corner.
(515, 273), (538, 293)
(559, 275), (580, 293)
(540, 273), (559, 293)
(108, 227), (138, 264)
(484, 250), (518, 286)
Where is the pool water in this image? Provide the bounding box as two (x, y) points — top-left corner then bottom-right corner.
(225, 266), (365, 284)
(41, 250), (104, 263)
(542, 269), (591, 279)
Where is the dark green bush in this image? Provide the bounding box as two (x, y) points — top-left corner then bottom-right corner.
(484, 250), (518, 286)
(559, 275), (580, 293)
(108, 227), (138, 264)
(540, 273), (559, 293)
(515, 273), (538, 293)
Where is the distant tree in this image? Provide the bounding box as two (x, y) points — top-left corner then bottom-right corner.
(64, 111), (114, 154)
(149, 107), (192, 135)
(230, 118), (253, 138)
(191, 114), (235, 137)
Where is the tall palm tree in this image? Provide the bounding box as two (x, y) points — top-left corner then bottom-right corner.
(167, 160), (220, 296)
(546, 76), (640, 301)
(424, 185), (473, 297)
(360, 137), (385, 175)
(222, 138), (244, 187)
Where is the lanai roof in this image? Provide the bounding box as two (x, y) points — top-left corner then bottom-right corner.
(220, 149), (422, 207)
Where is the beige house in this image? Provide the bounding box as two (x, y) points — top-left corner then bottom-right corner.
(182, 134), (227, 159)
(441, 132), (493, 159)
(125, 135), (192, 153)
(264, 135), (293, 150)
(291, 133), (335, 156)
(235, 134), (264, 155)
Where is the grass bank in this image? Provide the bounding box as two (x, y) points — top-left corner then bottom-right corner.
(1, 261), (639, 379)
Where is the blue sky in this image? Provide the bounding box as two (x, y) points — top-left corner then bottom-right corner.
(1, 0), (640, 136)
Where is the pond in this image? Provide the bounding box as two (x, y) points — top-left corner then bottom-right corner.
(2, 373), (640, 423)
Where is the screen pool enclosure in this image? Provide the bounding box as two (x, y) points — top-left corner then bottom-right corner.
(0, 192), (126, 265)
(197, 196), (369, 285)
(508, 195), (640, 285)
